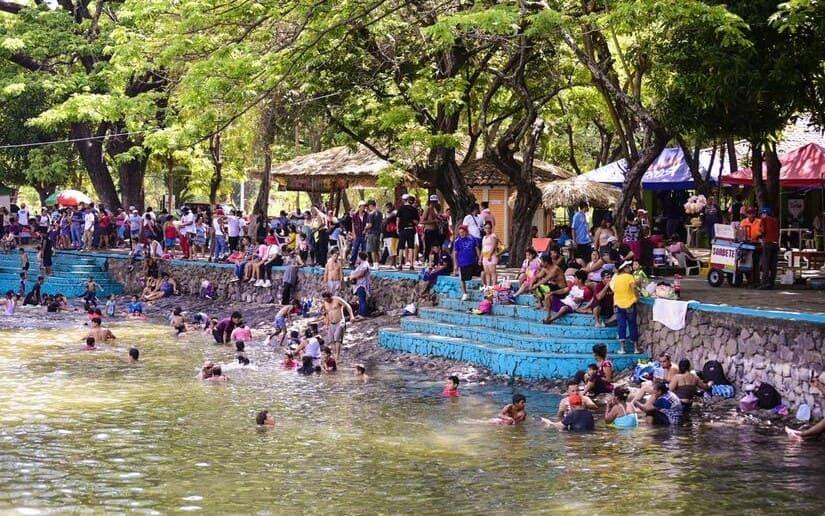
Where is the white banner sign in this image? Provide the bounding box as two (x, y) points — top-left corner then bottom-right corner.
(710, 244), (737, 270)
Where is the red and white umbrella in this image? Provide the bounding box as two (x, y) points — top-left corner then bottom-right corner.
(46, 189), (93, 207)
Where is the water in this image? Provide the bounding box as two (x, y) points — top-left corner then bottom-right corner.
(0, 310), (824, 514)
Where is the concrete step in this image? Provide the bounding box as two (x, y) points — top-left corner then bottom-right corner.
(401, 317), (622, 354)
(378, 329), (643, 379)
(418, 307), (617, 340)
(436, 297), (603, 327)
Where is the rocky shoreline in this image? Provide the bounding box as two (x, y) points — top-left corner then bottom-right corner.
(125, 294), (812, 435)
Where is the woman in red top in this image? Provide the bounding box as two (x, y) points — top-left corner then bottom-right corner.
(163, 215), (179, 255)
(98, 211), (111, 249)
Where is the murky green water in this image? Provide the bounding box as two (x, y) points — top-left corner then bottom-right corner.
(0, 310), (823, 514)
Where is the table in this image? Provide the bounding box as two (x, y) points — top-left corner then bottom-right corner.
(780, 228), (815, 250)
(685, 225), (704, 248)
(790, 250), (825, 271)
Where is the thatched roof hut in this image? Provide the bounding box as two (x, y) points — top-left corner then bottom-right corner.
(460, 157), (576, 187)
(270, 145), (415, 192)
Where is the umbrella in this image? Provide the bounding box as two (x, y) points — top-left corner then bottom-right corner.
(510, 177), (622, 209)
(44, 189), (93, 207)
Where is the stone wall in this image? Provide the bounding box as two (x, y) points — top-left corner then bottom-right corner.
(638, 302), (825, 418)
(106, 257), (418, 312)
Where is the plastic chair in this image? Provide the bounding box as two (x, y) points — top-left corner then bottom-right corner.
(674, 252), (701, 276)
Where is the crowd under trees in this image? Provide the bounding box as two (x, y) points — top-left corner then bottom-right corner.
(1, 0), (824, 264)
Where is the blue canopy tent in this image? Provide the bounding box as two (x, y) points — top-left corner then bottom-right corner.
(578, 147), (730, 190)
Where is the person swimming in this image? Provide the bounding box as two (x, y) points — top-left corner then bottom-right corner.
(498, 394), (527, 425)
(85, 336), (97, 351)
(256, 410), (275, 427)
(128, 347), (139, 362)
(297, 355), (320, 375)
(170, 307), (186, 335)
(282, 352), (298, 368)
(355, 364), (369, 382)
(443, 375), (460, 397)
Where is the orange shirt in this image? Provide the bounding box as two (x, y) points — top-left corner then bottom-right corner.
(740, 217), (761, 241)
(760, 215), (779, 244)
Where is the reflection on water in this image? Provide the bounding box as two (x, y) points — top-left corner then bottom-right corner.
(0, 309), (823, 513)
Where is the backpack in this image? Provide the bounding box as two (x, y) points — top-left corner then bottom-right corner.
(701, 360), (731, 386)
(755, 383), (781, 410)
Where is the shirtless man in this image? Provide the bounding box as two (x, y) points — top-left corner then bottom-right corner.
(323, 249), (344, 295)
(631, 352), (679, 403)
(498, 393), (527, 425)
(532, 254), (565, 310)
(87, 317), (115, 342)
(321, 291), (354, 361)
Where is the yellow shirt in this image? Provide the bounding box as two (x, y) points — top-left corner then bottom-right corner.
(612, 272), (638, 309)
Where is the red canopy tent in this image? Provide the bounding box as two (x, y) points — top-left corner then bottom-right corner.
(722, 143), (825, 188)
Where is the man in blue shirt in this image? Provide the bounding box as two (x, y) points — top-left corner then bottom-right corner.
(452, 225), (479, 301)
(571, 201), (592, 260)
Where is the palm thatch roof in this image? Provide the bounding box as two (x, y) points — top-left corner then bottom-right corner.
(510, 177), (622, 209)
(269, 145), (416, 192)
(460, 157), (576, 187)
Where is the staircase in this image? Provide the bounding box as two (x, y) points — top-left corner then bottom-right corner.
(0, 249), (123, 298)
(378, 276), (646, 380)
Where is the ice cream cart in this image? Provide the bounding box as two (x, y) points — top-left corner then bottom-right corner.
(707, 224), (757, 287)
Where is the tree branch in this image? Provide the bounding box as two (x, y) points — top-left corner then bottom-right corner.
(0, 1), (24, 14)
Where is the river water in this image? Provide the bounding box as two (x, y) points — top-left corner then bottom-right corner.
(0, 311), (823, 514)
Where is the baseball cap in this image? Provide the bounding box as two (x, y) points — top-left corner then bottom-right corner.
(429, 194), (439, 202)
(358, 200), (367, 206)
(759, 207), (772, 215)
(401, 194), (410, 200)
(458, 224), (469, 231)
(569, 394), (583, 406)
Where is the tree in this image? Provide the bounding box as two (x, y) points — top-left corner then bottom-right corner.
(0, 1), (169, 210)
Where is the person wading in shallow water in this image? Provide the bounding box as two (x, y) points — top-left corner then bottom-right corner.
(321, 291), (354, 362)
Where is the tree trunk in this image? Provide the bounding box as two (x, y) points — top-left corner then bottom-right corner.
(252, 98), (277, 217)
(764, 142), (781, 212)
(106, 123), (146, 211)
(71, 123), (120, 209)
(614, 131), (669, 235)
(208, 133), (223, 207)
(751, 141), (768, 209)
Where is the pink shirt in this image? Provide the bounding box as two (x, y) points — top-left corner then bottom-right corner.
(230, 327), (252, 342)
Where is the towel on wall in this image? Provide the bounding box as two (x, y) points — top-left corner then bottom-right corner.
(652, 298), (690, 331)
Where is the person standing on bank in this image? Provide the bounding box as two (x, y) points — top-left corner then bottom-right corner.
(571, 201), (592, 261)
(612, 260), (640, 354)
(757, 207), (780, 290)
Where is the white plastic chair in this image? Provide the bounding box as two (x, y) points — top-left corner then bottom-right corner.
(674, 252), (701, 276)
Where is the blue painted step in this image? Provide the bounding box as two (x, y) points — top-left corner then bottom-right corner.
(437, 297), (603, 327)
(379, 329), (643, 379)
(418, 307), (617, 340)
(401, 317), (622, 354)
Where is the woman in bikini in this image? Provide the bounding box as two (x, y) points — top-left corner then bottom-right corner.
(480, 222), (500, 287)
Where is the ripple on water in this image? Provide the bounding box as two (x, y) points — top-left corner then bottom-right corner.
(1, 318), (825, 513)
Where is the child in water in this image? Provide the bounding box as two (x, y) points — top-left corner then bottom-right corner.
(256, 410), (275, 427)
(105, 294), (117, 318)
(443, 375), (460, 397)
(170, 307), (186, 335)
(127, 295), (143, 317)
(282, 352), (298, 368)
(85, 336), (97, 351)
(355, 364), (369, 382)
(128, 347), (139, 362)
(498, 394), (527, 425)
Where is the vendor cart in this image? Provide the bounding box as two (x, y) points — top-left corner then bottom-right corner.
(707, 224), (757, 287)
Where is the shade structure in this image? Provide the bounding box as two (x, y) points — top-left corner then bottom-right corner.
(44, 189), (92, 207)
(579, 147), (730, 190)
(510, 177), (622, 209)
(721, 143), (825, 188)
